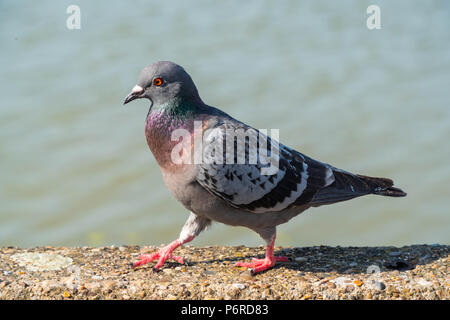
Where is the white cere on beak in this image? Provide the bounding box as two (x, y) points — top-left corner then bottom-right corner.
(132, 85), (144, 94)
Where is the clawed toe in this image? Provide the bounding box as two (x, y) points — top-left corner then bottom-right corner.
(234, 255), (288, 274)
(133, 252), (186, 269)
(131, 241), (187, 270)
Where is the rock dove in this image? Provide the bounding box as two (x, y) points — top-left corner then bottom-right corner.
(123, 61), (406, 274)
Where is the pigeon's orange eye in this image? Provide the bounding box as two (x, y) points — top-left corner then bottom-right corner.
(153, 78), (163, 86)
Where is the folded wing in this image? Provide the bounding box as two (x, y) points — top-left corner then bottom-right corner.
(196, 121), (335, 213)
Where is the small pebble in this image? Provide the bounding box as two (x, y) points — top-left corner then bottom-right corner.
(332, 277), (353, 288)
(162, 269), (174, 275)
(84, 282), (101, 291)
(326, 282), (336, 289)
(102, 280), (117, 291)
(240, 270), (253, 280)
(203, 269), (215, 275)
(343, 268), (354, 274)
(62, 276), (76, 290)
(295, 257), (307, 263)
(419, 253), (431, 261)
(232, 283), (245, 290)
(389, 251), (402, 257)
(353, 280), (363, 287)
(372, 281), (386, 291)
(416, 278), (432, 287)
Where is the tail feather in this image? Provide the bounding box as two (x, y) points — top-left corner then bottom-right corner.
(356, 174), (407, 197)
(311, 169), (406, 206)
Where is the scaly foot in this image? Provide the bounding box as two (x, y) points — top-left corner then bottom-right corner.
(235, 256), (288, 274)
(132, 239), (186, 271)
(234, 232), (288, 274)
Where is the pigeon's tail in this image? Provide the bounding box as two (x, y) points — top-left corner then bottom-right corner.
(310, 169), (406, 206)
(356, 174), (407, 197)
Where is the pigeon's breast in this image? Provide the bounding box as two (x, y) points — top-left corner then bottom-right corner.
(160, 164), (199, 210)
(145, 111), (193, 170)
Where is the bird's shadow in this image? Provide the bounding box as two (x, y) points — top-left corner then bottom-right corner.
(179, 245), (448, 275)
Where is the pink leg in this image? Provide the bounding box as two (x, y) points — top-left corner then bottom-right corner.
(234, 233), (288, 274)
(133, 235), (194, 271)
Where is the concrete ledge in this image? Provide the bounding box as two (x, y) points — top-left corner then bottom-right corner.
(0, 244), (448, 300)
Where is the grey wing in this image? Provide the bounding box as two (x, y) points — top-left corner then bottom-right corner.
(195, 121), (335, 213)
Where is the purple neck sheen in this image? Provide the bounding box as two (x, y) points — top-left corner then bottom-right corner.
(146, 108), (193, 134)
(144, 103), (199, 169)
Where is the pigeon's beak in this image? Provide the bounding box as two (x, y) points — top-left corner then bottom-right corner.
(123, 85), (144, 105)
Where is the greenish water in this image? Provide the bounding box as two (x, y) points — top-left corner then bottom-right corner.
(1, 1), (449, 248)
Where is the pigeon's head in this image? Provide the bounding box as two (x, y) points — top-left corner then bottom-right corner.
(123, 61), (201, 107)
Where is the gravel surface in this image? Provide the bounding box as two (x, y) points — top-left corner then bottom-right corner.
(0, 244), (448, 300)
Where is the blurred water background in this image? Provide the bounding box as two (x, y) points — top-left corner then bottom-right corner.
(1, 0), (449, 248)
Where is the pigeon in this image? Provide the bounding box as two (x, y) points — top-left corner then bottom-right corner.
(123, 61), (406, 274)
